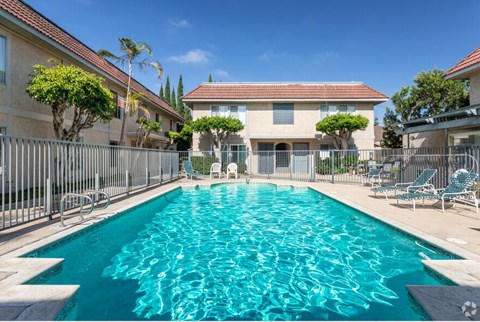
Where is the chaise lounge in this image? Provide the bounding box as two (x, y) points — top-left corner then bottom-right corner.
(394, 171), (479, 212)
(371, 168), (437, 199)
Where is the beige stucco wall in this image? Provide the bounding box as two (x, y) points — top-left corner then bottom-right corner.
(470, 72), (480, 105)
(0, 24), (178, 148)
(191, 101), (376, 151)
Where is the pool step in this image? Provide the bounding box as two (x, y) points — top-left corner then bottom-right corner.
(423, 259), (480, 287)
(407, 285), (480, 321)
(0, 257), (78, 320)
(0, 257), (64, 286)
(0, 284), (79, 320)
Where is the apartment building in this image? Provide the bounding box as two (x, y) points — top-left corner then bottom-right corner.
(0, 0), (182, 148)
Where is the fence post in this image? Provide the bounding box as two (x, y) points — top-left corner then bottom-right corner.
(95, 172), (100, 202)
(146, 151), (149, 187)
(330, 150), (335, 183)
(46, 177), (52, 219)
(159, 151), (163, 184)
(170, 153), (173, 182)
(125, 170), (129, 195)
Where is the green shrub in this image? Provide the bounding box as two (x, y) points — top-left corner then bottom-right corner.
(190, 156), (218, 175)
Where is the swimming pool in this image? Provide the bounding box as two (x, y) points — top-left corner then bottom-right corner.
(28, 183), (455, 320)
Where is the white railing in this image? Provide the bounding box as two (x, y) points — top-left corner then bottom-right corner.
(182, 146), (480, 188)
(0, 135), (180, 230)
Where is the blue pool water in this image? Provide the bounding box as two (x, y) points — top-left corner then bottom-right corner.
(28, 183), (455, 320)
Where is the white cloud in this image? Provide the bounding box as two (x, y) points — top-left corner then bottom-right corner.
(169, 49), (210, 64)
(313, 51), (340, 63)
(168, 19), (191, 28)
(214, 69), (230, 77)
(258, 53), (270, 62)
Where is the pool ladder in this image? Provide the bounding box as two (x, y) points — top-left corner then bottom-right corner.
(59, 190), (110, 227)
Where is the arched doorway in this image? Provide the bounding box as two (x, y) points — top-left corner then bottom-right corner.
(275, 143), (290, 169)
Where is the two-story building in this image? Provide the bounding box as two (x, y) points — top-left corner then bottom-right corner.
(397, 47), (480, 149)
(0, 0), (182, 148)
(183, 82), (388, 154)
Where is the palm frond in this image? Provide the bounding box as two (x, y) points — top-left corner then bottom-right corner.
(150, 61), (164, 79)
(136, 42), (153, 56)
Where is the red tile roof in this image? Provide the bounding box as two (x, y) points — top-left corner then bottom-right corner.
(0, 0), (182, 120)
(445, 47), (480, 77)
(183, 83), (388, 101)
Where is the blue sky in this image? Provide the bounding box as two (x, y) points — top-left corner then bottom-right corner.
(24, 0), (480, 122)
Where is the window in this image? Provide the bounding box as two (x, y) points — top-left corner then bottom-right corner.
(155, 113), (160, 122)
(0, 36), (6, 84)
(169, 120), (173, 131)
(273, 103), (294, 124)
(319, 105), (356, 119)
(211, 105), (246, 124)
(111, 92), (125, 120)
(222, 144), (247, 164)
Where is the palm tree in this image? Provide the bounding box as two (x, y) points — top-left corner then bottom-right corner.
(98, 38), (163, 145)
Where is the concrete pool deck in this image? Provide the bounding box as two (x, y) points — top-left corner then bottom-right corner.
(0, 178), (479, 320)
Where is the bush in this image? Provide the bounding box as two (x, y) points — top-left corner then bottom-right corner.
(190, 156), (218, 175)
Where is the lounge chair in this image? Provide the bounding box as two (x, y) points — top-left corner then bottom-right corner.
(226, 163), (238, 179)
(394, 171), (479, 212)
(362, 168), (382, 187)
(182, 160), (200, 179)
(371, 168), (437, 199)
(210, 162), (222, 179)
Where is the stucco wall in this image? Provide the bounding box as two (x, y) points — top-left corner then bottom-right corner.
(0, 25), (177, 147)
(470, 72), (480, 105)
(191, 101), (376, 151)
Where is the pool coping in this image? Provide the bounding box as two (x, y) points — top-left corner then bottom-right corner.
(0, 179), (480, 320)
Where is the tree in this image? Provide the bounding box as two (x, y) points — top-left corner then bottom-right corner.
(98, 38), (163, 145)
(164, 124), (192, 150)
(170, 87), (177, 110)
(381, 107), (403, 148)
(177, 75), (184, 111)
(164, 76), (171, 106)
(315, 114), (369, 150)
(190, 116), (244, 154)
(374, 117), (379, 126)
(208, 73), (213, 82)
(159, 84), (164, 101)
(26, 60), (115, 141)
(392, 68), (469, 121)
(135, 116), (161, 148)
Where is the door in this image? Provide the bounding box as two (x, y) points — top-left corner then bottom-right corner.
(258, 143), (274, 174)
(292, 142), (309, 174)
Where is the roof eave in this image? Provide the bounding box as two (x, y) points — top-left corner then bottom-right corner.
(445, 62), (480, 80)
(183, 98), (388, 104)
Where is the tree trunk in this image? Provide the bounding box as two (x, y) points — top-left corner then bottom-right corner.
(119, 63), (133, 146)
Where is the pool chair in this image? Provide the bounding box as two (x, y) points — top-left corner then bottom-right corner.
(226, 163), (238, 179)
(210, 162), (222, 179)
(371, 168), (437, 199)
(182, 161), (200, 179)
(394, 171), (479, 212)
(361, 168), (382, 187)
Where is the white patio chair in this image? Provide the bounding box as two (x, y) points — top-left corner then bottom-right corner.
(210, 162), (222, 179)
(226, 163), (238, 179)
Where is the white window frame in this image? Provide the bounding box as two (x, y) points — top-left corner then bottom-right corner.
(319, 104), (356, 119)
(211, 105), (247, 124)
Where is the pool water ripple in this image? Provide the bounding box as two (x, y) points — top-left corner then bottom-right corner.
(31, 184), (453, 320)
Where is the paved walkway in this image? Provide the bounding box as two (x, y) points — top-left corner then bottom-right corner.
(0, 177), (479, 320)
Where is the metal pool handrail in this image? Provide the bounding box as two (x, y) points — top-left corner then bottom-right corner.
(59, 190), (110, 227)
(60, 193), (94, 227)
(84, 190), (111, 210)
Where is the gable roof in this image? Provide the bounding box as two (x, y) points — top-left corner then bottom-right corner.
(0, 0), (182, 120)
(183, 82), (388, 103)
(445, 47), (480, 80)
